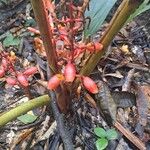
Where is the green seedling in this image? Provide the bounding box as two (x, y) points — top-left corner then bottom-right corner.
(94, 127), (118, 150)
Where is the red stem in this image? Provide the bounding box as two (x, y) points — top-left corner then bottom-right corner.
(31, 0), (58, 73)
(69, 1), (75, 62)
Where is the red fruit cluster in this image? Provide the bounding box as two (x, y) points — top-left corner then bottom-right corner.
(47, 61), (99, 94)
(47, 61), (76, 90)
(5, 67), (37, 87)
(0, 52), (37, 88)
(27, 1), (100, 94)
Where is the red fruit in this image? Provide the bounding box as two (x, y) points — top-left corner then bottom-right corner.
(86, 42), (103, 52)
(23, 67), (37, 76)
(64, 62), (76, 82)
(6, 77), (17, 86)
(82, 76), (98, 94)
(48, 74), (64, 90)
(0, 68), (5, 78)
(17, 74), (29, 87)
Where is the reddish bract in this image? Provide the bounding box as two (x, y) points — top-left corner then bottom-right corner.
(86, 42), (103, 52)
(17, 74), (29, 87)
(23, 67), (37, 76)
(82, 76), (98, 94)
(48, 74), (64, 90)
(64, 62), (76, 82)
(6, 77), (17, 86)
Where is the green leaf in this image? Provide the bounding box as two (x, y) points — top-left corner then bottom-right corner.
(84, 0), (117, 38)
(17, 114), (37, 124)
(94, 127), (106, 138)
(3, 33), (20, 47)
(96, 138), (108, 150)
(106, 129), (118, 140)
(127, 0), (150, 23)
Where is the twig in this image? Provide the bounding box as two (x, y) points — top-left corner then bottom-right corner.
(122, 69), (135, 91)
(114, 121), (146, 150)
(84, 93), (97, 108)
(0, 95), (49, 127)
(126, 63), (150, 72)
(24, 86), (32, 100)
(49, 91), (74, 150)
(114, 61), (149, 72)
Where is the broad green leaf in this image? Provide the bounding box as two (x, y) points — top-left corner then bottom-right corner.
(84, 0), (117, 38)
(3, 33), (20, 47)
(127, 0), (150, 23)
(94, 127), (106, 138)
(96, 138), (108, 150)
(106, 129), (118, 140)
(17, 114), (37, 124)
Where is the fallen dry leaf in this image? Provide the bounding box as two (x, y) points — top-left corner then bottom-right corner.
(136, 85), (149, 126)
(121, 45), (129, 54)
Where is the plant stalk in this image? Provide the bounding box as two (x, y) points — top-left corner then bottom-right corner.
(30, 0), (58, 73)
(80, 0), (143, 76)
(0, 95), (50, 127)
(31, 0), (70, 112)
(49, 91), (74, 150)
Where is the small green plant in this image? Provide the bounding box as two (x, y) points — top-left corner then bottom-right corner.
(3, 33), (20, 47)
(127, 0), (150, 23)
(94, 127), (118, 150)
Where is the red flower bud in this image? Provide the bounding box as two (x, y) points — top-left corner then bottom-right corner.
(64, 62), (76, 82)
(86, 42), (103, 52)
(23, 67), (37, 76)
(0, 68), (5, 78)
(6, 77), (17, 86)
(82, 76), (98, 94)
(17, 74), (28, 87)
(48, 74), (64, 90)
